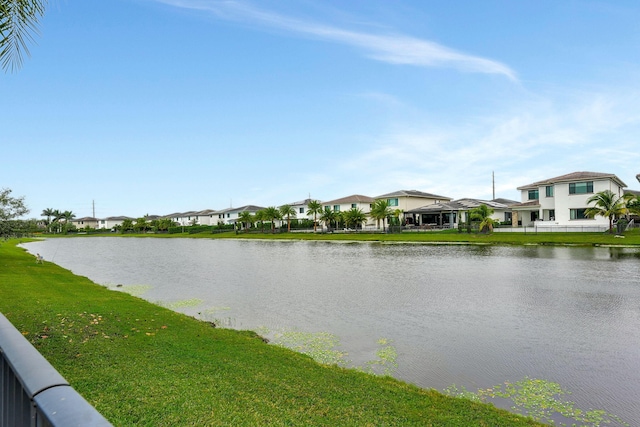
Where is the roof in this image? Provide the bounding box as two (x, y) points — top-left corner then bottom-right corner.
(216, 205), (266, 214)
(509, 200), (541, 209)
(105, 216), (134, 221)
(73, 217), (98, 222)
(517, 171), (627, 190)
(636, 173), (640, 183)
(287, 198), (316, 206)
(375, 189), (452, 201)
(492, 198), (519, 206)
(405, 198), (511, 213)
(323, 194), (374, 205)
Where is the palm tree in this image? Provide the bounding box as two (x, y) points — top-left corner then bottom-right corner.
(343, 207), (367, 230)
(254, 210), (266, 232)
(306, 200), (323, 232)
(262, 206), (281, 232)
(370, 199), (392, 230)
(584, 190), (632, 233)
(279, 204), (296, 232)
(238, 211), (254, 232)
(41, 207), (54, 232)
(1, 0), (48, 72)
(62, 210), (75, 234)
(319, 208), (338, 231)
(470, 204), (496, 233)
(121, 219), (134, 233)
(627, 195), (640, 217)
(392, 209), (404, 226)
(134, 217), (148, 233)
(50, 209), (63, 233)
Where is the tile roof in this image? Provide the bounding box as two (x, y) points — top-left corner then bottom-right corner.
(405, 198), (511, 213)
(375, 189), (451, 200)
(323, 194), (374, 205)
(517, 171), (626, 189)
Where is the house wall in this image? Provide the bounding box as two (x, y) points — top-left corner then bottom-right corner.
(520, 178), (624, 227)
(321, 201), (375, 227)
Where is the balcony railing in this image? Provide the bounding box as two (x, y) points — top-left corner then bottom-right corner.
(0, 313), (113, 427)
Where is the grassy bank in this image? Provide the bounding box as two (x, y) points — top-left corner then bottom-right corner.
(61, 227), (640, 246)
(0, 239), (542, 426)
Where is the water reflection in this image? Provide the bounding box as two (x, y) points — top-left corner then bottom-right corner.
(22, 238), (640, 424)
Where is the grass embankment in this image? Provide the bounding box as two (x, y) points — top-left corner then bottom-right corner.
(0, 240), (543, 426)
(72, 227), (640, 246)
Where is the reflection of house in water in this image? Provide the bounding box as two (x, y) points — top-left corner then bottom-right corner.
(405, 198), (515, 229)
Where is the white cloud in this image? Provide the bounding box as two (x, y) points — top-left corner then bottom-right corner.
(154, 0), (517, 80)
(337, 90), (640, 200)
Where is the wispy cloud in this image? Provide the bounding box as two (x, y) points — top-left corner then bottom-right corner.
(154, 0), (517, 80)
(336, 90), (640, 199)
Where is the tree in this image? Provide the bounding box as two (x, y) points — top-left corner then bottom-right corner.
(279, 204), (296, 232)
(254, 210), (266, 232)
(134, 217), (149, 233)
(627, 195), (640, 217)
(343, 207), (367, 230)
(61, 210), (75, 234)
(470, 204), (496, 233)
(584, 190), (632, 234)
(238, 211), (254, 232)
(0, 187), (29, 238)
(392, 209), (404, 226)
(41, 207), (54, 232)
(306, 200), (323, 232)
(370, 199), (392, 230)
(319, 208), (338, 231)
(1, 0), (48, 72)
(262, 206), (281, 233)
(121, 219), (134, 233)
(156, 218), (175, 232)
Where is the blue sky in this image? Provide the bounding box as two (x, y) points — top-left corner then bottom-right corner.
(3, 0), (640, 219)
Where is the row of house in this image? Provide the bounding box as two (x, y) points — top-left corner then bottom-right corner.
(72, 171), (640, 231)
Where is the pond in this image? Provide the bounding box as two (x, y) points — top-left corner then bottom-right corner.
(23, 238), (640, 423)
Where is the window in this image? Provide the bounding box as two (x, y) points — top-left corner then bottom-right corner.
(388, 198), (399, 206)
(569, 182), (593, 195)
(333, 205), (340, 212)
(530, 211), (538, 221)
(504, 212), (512, 222)
(528, 189), (539, 200)
(570, 208), (589, 220)
(549, 209), (555, 221)
(299, 207), (304, 214)
(227, 213), (230, 218)
(546, 185), (554, 197)
(351, 203), (357, 209)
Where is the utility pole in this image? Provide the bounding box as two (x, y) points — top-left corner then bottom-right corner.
(92, 199), (95, 218)
(492, 171), (495, 200)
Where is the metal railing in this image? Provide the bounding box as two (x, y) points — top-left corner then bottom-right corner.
(0, 313), (113, 427)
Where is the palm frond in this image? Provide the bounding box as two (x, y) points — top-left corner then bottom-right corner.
(1, 0), (48, 72)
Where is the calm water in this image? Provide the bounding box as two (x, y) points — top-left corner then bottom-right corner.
(23, 238), (640, 423)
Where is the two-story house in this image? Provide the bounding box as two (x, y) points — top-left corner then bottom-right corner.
(511, 171), (627, 228)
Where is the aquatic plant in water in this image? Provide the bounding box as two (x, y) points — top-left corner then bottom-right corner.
(444, 377), (628, 427)
(265, 329), (398, 376)
(161, 298), (204, 309)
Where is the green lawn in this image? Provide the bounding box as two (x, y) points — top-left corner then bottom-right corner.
(63, 227), (640, 246)
(0, 239), (543, 426)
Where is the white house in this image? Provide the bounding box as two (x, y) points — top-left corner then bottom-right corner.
(99, 216), (134, 230)
(511, 171), (627, 229)
(194, 209), (217, 226)
(321, 194), (376, 228)
(215, 205), (265, 225)
(71, 217), (100, 229)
